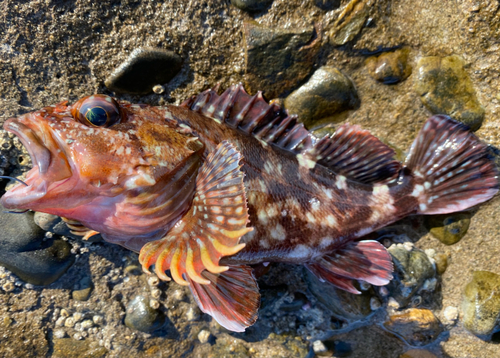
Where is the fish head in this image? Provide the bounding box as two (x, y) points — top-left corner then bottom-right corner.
(1, 95), (203, 243)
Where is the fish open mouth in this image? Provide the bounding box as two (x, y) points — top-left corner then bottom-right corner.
(1, 116), (69, 209)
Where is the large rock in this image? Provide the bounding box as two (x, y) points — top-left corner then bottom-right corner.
(414, 55), (485, 130)
(243, 21), (321, 99)
(384, 308), (443, 346)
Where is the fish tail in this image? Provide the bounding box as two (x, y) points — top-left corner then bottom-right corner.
(405, 115), (498, 215)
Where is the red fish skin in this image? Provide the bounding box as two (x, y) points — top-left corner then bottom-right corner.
(165, 105), (417, 265)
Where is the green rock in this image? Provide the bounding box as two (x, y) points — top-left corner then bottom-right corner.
(124, 295), (165, 333)
(366, 48), (412, 84)
(462, 271), (500, 340)
(414, 55), (485, 131)
(243, 21), (321, 99)
(284, 66), (359, 127)
(425, 213), (470, 245)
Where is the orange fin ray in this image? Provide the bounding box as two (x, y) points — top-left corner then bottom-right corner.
(139, 141), (253, 285)
(188, 264), (260, 332)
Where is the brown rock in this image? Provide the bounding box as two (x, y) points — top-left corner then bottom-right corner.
(384, 308), (443, 346)
(400, 349), (438, 358)
(366, 48), (412, 84)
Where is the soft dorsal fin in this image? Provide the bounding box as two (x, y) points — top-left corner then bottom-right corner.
(182, 84), (401, 184)
(181, 83), (314, 154)
(306, 124), (401, 184)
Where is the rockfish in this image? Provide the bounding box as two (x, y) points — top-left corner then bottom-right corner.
(1, 84), (497, 331)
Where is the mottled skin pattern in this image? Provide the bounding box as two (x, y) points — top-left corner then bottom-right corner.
(166, 106), (417, 265)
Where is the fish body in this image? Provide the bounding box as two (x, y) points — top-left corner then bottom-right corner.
(1, 85), (498, 331)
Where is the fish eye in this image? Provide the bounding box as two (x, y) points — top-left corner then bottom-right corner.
(71, 95), (122, 127)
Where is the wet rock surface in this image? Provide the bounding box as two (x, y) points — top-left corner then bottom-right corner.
(0, 0), (500, 357)
(243, 21), (321, 99)
(327, 0), (372, 45)
(231, 0), (274, 12)
(366, 48), (412, 84)
(105, 48), (182, 95)
(462, 271), (500, 340)
(52, 338), (108, 358)
(284, 66), (360, 127)
(414, 55), (485, 131)
(0, 208), (74, 286)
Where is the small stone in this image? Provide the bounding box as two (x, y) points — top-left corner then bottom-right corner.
(462, 271), (500, 340)
(384, 308), (443, 346)
(105, 48), (183, 95)
(197, 329), (211, 344)
(55, 317), (66, 327)
(64, 317), (75, 328)
(72, 312), (83, 322)
(312, 340), (328, 356)
(443, 306), (459, 324)
(230, 0), (273, 12)
(433, 254), (448, 275)
(72, 276), (94, 301)
(124, 295), (165, 333)
(3, 316), (12, 327)
(284, 66), (359, 127)
(2, 281), (14, 292)
(60, 309), (70, 318)
(243, 21), (321, 99)
(328, 0), (371, 45)
(0, 208), (74, 286)
(425, 213), (470, 245)
(73, 333), (83, 340)
(186, 306), (200, 321)
(53, 329), (66, 339)
(81, 319), (94, 330)
(366, 48), (412, 84)
(92, 315), (104, 325)
(414, 55), (485, 130)
(400, 349), (437, 358)
(152, 85), (165, 94)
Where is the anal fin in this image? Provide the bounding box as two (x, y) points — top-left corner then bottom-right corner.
(188, 264), (260, 332)
(306, 240), (393, 294)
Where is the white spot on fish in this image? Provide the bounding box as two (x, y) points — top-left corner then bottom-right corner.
(411, 184), (424, 197)
(288, 245), (311, 259)
(335, 175), (347, 190)
(258, 209), (268, 225)
(319, 236), (333, 248)
(270, 223), (286, 241)
(325, 214), (337, 227)
(297, 154), (316, 169)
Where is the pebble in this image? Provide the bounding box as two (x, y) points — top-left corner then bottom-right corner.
(243, 21), (321, 99)
(72, 276), (94, 301)
(105, 48), (183, 95)
(304, 268), (372, 322)
(414, 55), (485, 130)
(328, 0), (371, 45)
(315, 0), (340, 11)
(72, 312), (83, 322)
(186, 306), (200, 321)
(64, 317), (75, 328)
(124, 295), (165, 333)
(81, 320), (94, 330)
(284, 66), (360, 127)
(383, 308), (443, 346)
(0, 208), (74, 286)
(442, 306), (458, 324)
(366, 48), (412, 84)
(462, 271), (500, 340)
(312, 340), (328, 356)
(425, 213), (470, 245)
(387, 245), (436, 306)
(230, 0), (273, 12)
(433, 253), (448, 275)
(197, 329), (211, 344)
(53, 329), (66, 339)
(92, 315), (104, 325)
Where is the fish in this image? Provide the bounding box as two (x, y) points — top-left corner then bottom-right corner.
(1, 84), (498, 332)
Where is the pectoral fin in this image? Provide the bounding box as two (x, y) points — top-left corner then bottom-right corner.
(139, 141), (253, 285)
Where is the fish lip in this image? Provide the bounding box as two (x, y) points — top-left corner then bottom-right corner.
(1, 117), (52, 208)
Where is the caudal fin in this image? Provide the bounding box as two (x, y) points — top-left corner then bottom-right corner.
(405, 115), (498, 215)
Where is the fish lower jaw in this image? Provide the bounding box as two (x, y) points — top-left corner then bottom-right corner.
(0, 168), (48, 209)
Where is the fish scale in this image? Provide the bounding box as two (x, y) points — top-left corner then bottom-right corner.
(1, 85), (497, 332)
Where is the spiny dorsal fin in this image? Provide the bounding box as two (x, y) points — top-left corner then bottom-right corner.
(181, 83), (314, 154)
(181, 84), (400, 184)
(306, 124), (401, 184)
